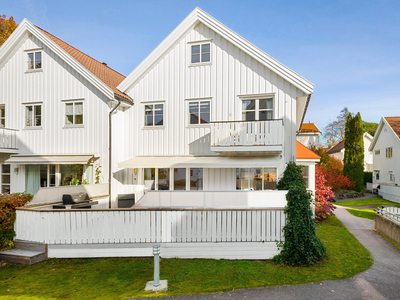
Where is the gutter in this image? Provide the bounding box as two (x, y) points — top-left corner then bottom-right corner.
(108, 99), (122, 209)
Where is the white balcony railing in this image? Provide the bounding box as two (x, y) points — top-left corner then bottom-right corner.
(0, 127), (18, 150)
(210, 120), (283, 152)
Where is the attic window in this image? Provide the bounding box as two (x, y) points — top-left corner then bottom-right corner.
(27, 51), (42, 70)
(191, 43), (210, 64)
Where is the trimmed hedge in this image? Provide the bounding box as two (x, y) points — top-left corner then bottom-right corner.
(364, 172), (373, 185)
(0, 193), (33, 250)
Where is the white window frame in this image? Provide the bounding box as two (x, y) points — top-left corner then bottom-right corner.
(386, 147), (393, 158)
(64, 101), (84, 126)
(189, 41), (212, 65)
(239, 94), (275, 121)
(144, 103), (164, 127)
(375, 149), (380, 155)
(236, 167), (278, 190)
(188, 99), (211, 125)
(1, 164), (11, 194)
(389, 172), (394, 183)
(24, 104), (42, 128)
(27, 51), (42, 70)
(0, 105), (5, 128)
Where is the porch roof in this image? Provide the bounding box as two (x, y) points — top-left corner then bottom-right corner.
(5, 154), (95, 165)
(118, 156), (280, 169)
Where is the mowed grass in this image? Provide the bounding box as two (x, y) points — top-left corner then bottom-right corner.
(347, 208), (376, 220)
(0, 216), (373, 299)
(336, 197), (400, 208)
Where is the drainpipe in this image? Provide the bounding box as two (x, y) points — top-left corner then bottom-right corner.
(109, 99), (121, 208)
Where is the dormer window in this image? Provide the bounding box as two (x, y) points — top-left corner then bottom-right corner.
(27, 51), (42, 69)
(191, 43), (210, 64)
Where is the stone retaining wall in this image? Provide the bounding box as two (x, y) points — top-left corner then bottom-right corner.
(374, 214), (400, 246)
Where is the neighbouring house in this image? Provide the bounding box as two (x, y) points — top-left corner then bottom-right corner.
(116, 7), (315, 207)
(0, 19), (133, 201)
(296, 122), (321, 148)
(369, 117), (400, 203)
(296, 141), (320, 193)
(326, 132), (373, 171)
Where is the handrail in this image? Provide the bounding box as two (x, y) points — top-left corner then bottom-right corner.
(211, 119), (283, 124)
(0, 127), (19, 132)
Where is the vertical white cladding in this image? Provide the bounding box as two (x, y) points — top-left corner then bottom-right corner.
(0, 34), (126, 192)
(124, 22), (305, 172)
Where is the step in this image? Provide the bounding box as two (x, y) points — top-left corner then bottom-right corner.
(13, 240), (48, 252)
(0, 249), (47, 265)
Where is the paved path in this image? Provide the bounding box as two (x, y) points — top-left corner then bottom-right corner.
(162, 199), (400, 300)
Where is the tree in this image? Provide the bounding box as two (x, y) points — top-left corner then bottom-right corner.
(274, 162), (326, 265)
(362, 121), (378, 136)
(324, 107), (350, 148)
(343, 112), (364, 192)
(315, 166), (336, 222)
(0, 15), (17, 47)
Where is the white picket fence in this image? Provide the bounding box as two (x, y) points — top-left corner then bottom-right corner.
(378, 207), (400, 224)
(210, 120), (283, 147)
(15, 208), (285, 245)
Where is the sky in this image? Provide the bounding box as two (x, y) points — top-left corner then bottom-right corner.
(2, 0), (400, 135)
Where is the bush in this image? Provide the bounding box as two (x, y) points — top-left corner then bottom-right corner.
(364, 172), (372, 185)
(274, 162), (326, 265)
(0, 193), (33, 250)
(315, 166), (336, 222)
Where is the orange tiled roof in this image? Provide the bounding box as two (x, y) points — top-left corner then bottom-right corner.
(299, 122), (321, 133)
(296, 141), (321, 160)
(37, 27), (131, 102)
(385, 117), (400, 139)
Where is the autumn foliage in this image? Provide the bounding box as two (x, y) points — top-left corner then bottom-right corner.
(315, 166), (336, 222)
(0, 15), (17, 47)
(0, 193), (33, 250)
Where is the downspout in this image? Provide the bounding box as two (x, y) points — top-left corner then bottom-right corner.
(109, 99), (121, 208)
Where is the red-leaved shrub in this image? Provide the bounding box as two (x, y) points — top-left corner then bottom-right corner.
(0, 193), (33, 250)
(315, 166), (336, 222)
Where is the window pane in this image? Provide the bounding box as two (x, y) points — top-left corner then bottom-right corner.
(26, 106), (33, 126)
(263, 168), (277, 190)
(192, 45), (200, 54)
(259, 99), (273, 109)
(2, 185), (10, 194)
(154, 104), (163, 126)
(35, 116), (41, 126)
(75, 114), (83, 124)
(242, 100), (255, 110)
(144, 168), (155, 190)
(145, 105), (153, 126)
(28, 53), (34, 69)
(155, 116), (163, 126)
(191, 54), (200, 63)
(40, 165), (47, 187)
(200, 113), (210, 124)
(75, 102), (83, 114)
(243, 111), (255, 121)
(201, 44), (210, 53)
(201, 52), (210, 62)
(1, 108), (5, 118)
(250, 168), (262, 190)
(190, 168), (203, 190)
(199, 102), (210, 123)
(66, 115), (73, 125)
(35, 52), (42, 69)
(35, 105), (41, 116)
(2, 164), (10, 173)
(237, 168), (250, 190)
(174, 168), (186, 190)
(189, 102), (199, 124)
(158, 168), (170, 190)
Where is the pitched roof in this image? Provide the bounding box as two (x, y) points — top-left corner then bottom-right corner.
(299, 122), (321, 133)
(296, 141), (321, 160)
(385, 117), (400, 139)
(118, 7), (314, 95)
(327, 140), (345, 154)
(37, 27), (131, 102)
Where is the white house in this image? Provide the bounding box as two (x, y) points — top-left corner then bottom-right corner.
(296, 122), (321, 148)
(0, 19), (134, 202)
(117, 7), (314, 207)
(369, 117), (400, 202)
(326, 132), (373, 171)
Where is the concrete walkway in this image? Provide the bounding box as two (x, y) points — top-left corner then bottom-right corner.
(162, 198), (400, 300)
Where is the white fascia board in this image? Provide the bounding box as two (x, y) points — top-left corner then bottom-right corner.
(0, 19), (115, 100)
(118, 7), (314, 95)
(368, 118), (385, 151)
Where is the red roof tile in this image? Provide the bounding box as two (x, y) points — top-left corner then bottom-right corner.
(37, 26), (131, 102)
(385, 117), (400, 139)
(296, 141), (321, 160)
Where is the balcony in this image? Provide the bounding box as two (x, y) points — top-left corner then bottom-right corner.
(0, 128), (18, 153)
(210, 120), (283, 154)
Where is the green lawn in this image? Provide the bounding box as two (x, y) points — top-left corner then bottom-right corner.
(336, 197), (400, 208)
(0, 216), (373, 299)
(347, 208), (376, 220)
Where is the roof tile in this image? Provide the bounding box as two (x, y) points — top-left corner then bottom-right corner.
(296, 141), (321, 160)
(385, 117), (400, 139)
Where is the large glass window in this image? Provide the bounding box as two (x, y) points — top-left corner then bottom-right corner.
(0, 105), (5, 127)
(174, 168), (186, 190)
(242, 98), (273, 121)
(1, 164), (10, 194)
(158, 168), (170, 190)
(236, 168), (277, 190)
(25, 105), (41, 127)
(144, 168), (156, 190)
(145, 104), (164, 126)
(60, 165), (84, 185)
(65, 102), (83, 125)
(27, 51), (42, 70)
(190, 168), (203, 190)
(189, 101), (210, 124)
(191, 43), (210, 64)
